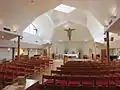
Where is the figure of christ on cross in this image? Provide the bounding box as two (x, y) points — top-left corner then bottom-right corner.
(64, 28), (76, 41)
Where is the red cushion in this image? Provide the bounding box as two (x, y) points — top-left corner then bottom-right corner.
(68, 81), (79, 85)
(0, 74), (3, 79)
(56, 80), (67, 85)
(96, 80), (108, 86)
(45, 79), (54, 84)
(4, 75), (13, 80)
(82, 81), (93, 86)
(109, 80), (116, 86)
(17, 72), (26, 76)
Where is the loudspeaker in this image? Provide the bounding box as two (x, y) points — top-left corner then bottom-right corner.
(111, 37), (114, 41)
(3, 27), (11, 31)
(104, 38), (107, 41)
(104, 37), (114, 42)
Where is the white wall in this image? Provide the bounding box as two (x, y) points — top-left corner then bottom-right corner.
(95, 43), (105, 55)
(52, 41), (93, 55)
(0, 41), (105, 60)
(110, 39), (120, 48)
(87, 12), (104, 43)
(52, 23), (93, 42)
(15, 48), (39, 57)
(32, 14), (54, 41)
(83, 41), (105, 56)
(29, 49), (37, 57)
(0, 48), (38, 60)
(0, 48), (12, 60)
(52, 41), (105, 57)
(0, 39), (43, 60)
(0, 40), (42, 48)
(83, 41), (95, 55)
(22, 32), (42, 45)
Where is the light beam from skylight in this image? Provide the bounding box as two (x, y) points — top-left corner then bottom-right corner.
(54, 4), (76, 13)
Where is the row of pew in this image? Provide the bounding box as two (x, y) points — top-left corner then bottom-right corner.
(32, 61), (120, 90)
(0, 56), (53, 88)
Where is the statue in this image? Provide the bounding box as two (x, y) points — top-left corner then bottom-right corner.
(64, 28), (76, 40)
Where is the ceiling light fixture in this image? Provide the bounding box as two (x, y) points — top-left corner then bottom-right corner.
(8, 48), (11, 52)
(110, 6), (117, 18)
(104, 20), (109, 26)
(84, 40), (88, 42)
(54, 4), (76, 13)
(1, 36), (4, 39)
(59, 40), (63, 42)
(13, 26), (18, 32)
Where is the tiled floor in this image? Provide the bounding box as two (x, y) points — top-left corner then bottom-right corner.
(33, 59), (63, 83)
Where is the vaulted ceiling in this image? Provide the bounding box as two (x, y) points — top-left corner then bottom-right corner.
(0, 0), (120, 44)
(0, 0), (60, 33)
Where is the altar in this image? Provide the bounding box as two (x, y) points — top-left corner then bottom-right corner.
(63, 54), (78, 58)
(63, 54), (92, 64)
(69, 59), (92, 61)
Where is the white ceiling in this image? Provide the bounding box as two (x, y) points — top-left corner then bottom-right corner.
(0, 0), (60, 33)
(61, 0), (119, 25)
(0, 0), (120, 44)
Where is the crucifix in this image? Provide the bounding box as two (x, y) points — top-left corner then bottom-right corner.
(64, 28), (76, 40)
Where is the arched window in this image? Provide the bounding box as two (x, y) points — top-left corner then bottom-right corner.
(23, 24), (38, 35)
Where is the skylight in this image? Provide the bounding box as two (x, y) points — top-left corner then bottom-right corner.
(54, 4), (76, 13)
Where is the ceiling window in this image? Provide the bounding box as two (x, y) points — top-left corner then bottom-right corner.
(54, 4), (76, 13)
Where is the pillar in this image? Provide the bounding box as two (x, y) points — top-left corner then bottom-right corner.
(106, 31), (110, 62)
(17, 36), (20, 60)
(27, 48), (30, 57)
(48, 46), (51, 58)
(12, 47), (15, 60)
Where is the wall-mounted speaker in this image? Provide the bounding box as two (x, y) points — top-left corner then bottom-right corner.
(111, 37), (114, 41)
(104, 37), (114, 42)
(3, 27), (11, 31)
(104, 38), (107, 41)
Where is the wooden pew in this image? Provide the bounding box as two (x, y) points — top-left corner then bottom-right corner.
(42, 75), (118, 87)
(51, 70), (120, 76)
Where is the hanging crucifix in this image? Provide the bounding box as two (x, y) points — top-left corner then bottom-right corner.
(64, 28), (76, 41)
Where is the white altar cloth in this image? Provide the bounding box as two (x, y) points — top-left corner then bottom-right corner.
(69, 59), (93, 61)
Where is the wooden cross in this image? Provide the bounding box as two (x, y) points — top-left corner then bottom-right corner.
(64, 28), (76, 40)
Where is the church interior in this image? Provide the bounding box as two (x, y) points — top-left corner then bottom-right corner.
(0, 0), (120, 90)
